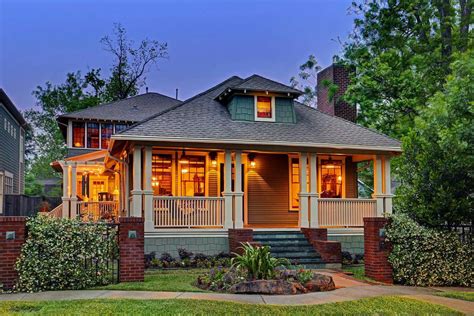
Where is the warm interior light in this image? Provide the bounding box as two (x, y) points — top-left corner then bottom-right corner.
(248, 153), (256, 168)
(337, 175), (342, 182)
(179, 149), (189, 164)
(209, 152), (217, 168)
(250, 161), (256, 168)
(211, 160), (217, 167)
(181, 168), (189, 174)
(113, 189), (119, 195)
(75, 142), (82, 147)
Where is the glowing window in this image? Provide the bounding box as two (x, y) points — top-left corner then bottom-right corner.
(72, 122), (85, 148)
(101, 123), (113, 149)
(180, 156), (205, 197)
(255, 96), (273, 120)
(152, 154), (172, 196)
(289, 158), (310, 209)
(320, 159), (343, 198)
(87, 123), (100, 148)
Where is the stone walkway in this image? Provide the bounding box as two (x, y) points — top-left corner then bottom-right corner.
(1, 272), (473, 314)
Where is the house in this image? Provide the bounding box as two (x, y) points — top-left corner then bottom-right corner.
(52, 65), (400, 263)
(0, 89), (27, 215)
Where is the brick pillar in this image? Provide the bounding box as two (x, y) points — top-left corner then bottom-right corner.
(301, 228), (328, 241)
(0, 216), (27, 290)
(364, 217), (393, 283)
(228, 229), (254, 255)
(301, 228), (341, 264)
(119, 217), (144, 282)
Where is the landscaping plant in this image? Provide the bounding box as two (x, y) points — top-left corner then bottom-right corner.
(231, 243), (290, 280)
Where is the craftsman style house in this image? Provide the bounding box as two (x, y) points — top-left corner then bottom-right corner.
(51, 65), (400, 262)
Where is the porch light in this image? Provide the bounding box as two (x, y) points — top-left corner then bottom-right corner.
(209, 152), (217, 168)
(326, 156), (335, 169)
(179, 149), (189, 164)
(248, 153), (256, 168)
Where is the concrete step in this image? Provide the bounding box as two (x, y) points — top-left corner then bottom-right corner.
(269, 245), (315, 253)
(253, 233), (306, 240)
(272, 252), (322, 259)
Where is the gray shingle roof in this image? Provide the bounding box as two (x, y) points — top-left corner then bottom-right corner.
(58, 92), (181, 122)
(115, 76), (400, 151)
(230, 74), (302, 95)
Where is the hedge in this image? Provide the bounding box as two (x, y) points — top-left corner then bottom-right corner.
(386, 214), (473, 287)
(15, 216), (118, 292)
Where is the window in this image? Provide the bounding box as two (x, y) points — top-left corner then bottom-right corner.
(115, 123), (128, 133)
(72, 122), (85, 147)
(180, 156), (205, 196)
(320, 159), (343, 198)
(152, 154), (173, 196)
(101, 123), (113, 149)
(4, 172), (14, 194)
(87, 123), (100, 148)
(255, 96), (274, 121)
(289, 158), (310, 209)
(19, 133), (24, 163)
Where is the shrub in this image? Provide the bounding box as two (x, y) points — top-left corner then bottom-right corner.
(296, 268), (314, 284)
(15, 216), (118, 292)
(231, 243), (290, 280)
(178, 248), (193, 260)
(193, 253), (209, 261)
(386, 214), (473, 287)
(159, 252), (175, 263)
(341, 251), (353, 265)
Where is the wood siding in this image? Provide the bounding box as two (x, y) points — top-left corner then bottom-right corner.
(208, 169), (218, 197)
(247, 154), (298, 226)
(345, 157), (358, 198)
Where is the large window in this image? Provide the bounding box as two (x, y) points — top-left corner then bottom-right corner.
(87, 123), (100, 148)
(152, 154), (173, 196)
(289, 158), (309, 209)
(180, 156), (205, 196)
(101, 123), (113, 149)
(320, 159), (343, 198)
(72, 122), (85, 147)
(255, 96), (274, 121)
(115, 123), (128, 133)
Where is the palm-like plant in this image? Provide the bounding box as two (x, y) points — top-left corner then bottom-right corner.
(231, 243), (290, 280)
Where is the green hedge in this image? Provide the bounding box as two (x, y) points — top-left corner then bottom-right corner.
(386, 214), (473, 287)
(16, 216), (118, 292)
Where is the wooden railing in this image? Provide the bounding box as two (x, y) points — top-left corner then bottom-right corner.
(318, 198), (377, 227)
(47, 203), (63, 218)
(76, 201), (119, 222)
(153, 196), (225, 228)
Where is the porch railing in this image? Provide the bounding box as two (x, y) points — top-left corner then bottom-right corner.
(46, 203), (63, 218)
(76, 201), (119, 222)
(318, 198), (377, 227)
(153, 196), (225, 228)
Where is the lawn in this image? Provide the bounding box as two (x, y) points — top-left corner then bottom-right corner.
(436, 290), (474, 302)
(0, 296), (461, 315)
(95, 269), (207, 292)
(342, 265), (374, 282)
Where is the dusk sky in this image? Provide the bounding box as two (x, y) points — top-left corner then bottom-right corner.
(0, 0), (355, 111)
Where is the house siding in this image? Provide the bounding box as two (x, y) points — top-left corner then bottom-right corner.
(0, 102), (22, 194)
(345, 157), (358, 198)
(275, 97), (296, 123)
(247, 154), (298, 226)
(228, 95), (296, 123)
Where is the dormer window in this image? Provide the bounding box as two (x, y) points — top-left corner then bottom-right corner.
(72, 122), (85, 148)
(255, 96), (275, 122)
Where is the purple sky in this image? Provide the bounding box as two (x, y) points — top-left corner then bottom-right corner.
(0, 0), (354, 111)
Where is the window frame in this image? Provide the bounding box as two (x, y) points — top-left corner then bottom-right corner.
(254, 95), (276, 122)
(288, 156), (310, 211)
(178, 154), (207, 197)
(318, 156), (346, 199)
(72, 122), (86, 148)
(151, 154), (173, 196)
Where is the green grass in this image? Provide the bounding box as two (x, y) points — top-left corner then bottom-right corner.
(95, 269), (207, 292)
(0, 296), (461, 315)
(342, 265), (374, 282)
(436, 290), (474, 302)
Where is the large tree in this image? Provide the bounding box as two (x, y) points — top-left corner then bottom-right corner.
(397, 51), (474, 226)
(25, 24), (168, 184)
(341, 0), (472, 139)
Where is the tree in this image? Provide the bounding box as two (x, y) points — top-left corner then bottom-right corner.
(341, 0), (473, 139)
(290, 55), (321, 107)
(397, 51), (474, 226)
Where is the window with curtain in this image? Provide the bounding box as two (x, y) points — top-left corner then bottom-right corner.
(256, 96), (272, 119)
(152, 154), (173, 196)
(72, 122), (85, 148)
(320, 159), (343, 198)
(87, 123), (100, 148)
(180, 156), (205, 196)
(101, 123), (113, 149)
(289, 158), (310, 209)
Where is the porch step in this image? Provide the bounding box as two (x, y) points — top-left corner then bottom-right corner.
(252, 231), (324, 268)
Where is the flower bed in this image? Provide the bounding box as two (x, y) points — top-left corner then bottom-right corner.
(145, 249), (231, 269)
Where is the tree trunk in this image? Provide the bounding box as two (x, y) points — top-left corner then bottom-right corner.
(459, 0), (472, 52)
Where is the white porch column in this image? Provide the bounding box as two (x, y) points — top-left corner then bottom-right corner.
(309, 153), (319, 228)
(234, 150), (244, 228)
(383, 156), (393, 214)
(124, 161), (130, 215)
(299, 152), (310, 228)
(131, 146), (143, 217)
(373, 155), (384, 216)
(223, 150), (234, 229)
(61, 163), (70, 218)
(70, 164), (78, 218)
(143, 146), (154, 231)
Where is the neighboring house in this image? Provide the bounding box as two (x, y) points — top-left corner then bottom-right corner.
(52, 65), (400, 261)
(0, 89), (27, 214)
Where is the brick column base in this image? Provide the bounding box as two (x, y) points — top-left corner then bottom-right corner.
(0, 216), (27, 290)
(301, 228), (342, 263)
(228, 229), (256, 255)
(364, 217), (393, 284)
(119, 217), (144, 282)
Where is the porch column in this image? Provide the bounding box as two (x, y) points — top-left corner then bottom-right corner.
(309, 153), (319, 228)
(143, 146), (154, 231)
(223, 150), (234, 229)
(383, 156), (393, 214)
(124, 160), (130, 215)
(234, 150), (244, 228)
(61, 163), (70, 218)
(131, 146), (143, 217)
(373, 155), (384, 216)
(70, 164), (78, 218)
(299, 152), (310, 228)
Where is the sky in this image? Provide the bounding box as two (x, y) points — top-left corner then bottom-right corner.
(0, 0), (355, 110)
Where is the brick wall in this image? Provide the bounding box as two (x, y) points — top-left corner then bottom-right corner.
(228, 229), (254, 255)
(317, 64), (356, 122)
(301, 228), (342, 264)
(119, 217), (144, 282)
(0, 216), (26, 290)
(364, 217), (393, 283)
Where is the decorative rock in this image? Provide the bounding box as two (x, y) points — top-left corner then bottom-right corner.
(229, 279), (307, 295)
(304, 274), (336, 292)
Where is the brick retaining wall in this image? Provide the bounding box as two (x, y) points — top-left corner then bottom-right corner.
(118, 217), (145, 282)
(364, 217), (393, 283)
(0, 216), (27, 290)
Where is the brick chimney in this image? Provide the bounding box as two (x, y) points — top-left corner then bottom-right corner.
(316, 64), (356, 122)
